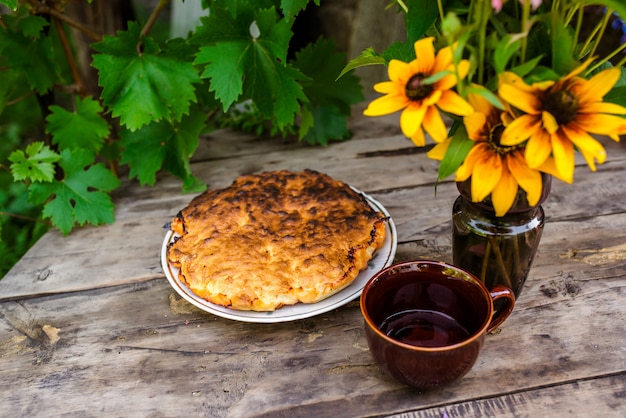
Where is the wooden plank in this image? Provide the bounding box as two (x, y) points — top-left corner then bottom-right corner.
(387, 373), (626, 417)
(0, 244), (624, 417)
(2, 151), (626, 300)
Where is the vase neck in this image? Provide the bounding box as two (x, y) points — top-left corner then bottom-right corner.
(456, 174), (552, 214)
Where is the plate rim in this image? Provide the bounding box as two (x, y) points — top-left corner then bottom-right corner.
(160, 189), (397, 323)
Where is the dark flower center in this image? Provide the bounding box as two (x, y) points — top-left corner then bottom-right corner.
(543, 89), (579, 125)
(488, 124), (515, 155)
(405, 73), (434, 101)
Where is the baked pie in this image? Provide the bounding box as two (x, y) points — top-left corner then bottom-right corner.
(166, 169), (387, 311)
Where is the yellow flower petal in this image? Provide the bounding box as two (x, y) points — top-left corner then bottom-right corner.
(436, 60), (470, 91)
(542, 111), (559, 134)
(551, 132), (575, 183)
(423, 89), (443, 107)
(363, 94), (408, 116)
(388, 59), (412, 83)
(471, 152), (503, 202)
(524, 129), (552, 169)
(536, 157), (572, 184)
(561, 125), (607, 169)
(437, 90), (474, 116)
(507, 152), (542, 206)
(499, 82), (542, 115)
(499, 72), (536, 93)
(464, 112), (488, 141)
(400, 103), (427, 137)
(414, 37), (436, 73)
(575, 68), (620, 103)
(582, 101), (626, 115)
(467, 92), (492, 116)
(433, 44), (453, 73)
(563, 57), (593, 80)
(422, 106), (448, 143)
(455, 143), (488, 181)
(373, 81), (400, 94)
(491, 168), (518, 216)
(501, 114), (541, 145)
(410, 127), (426, 147)
(427, 138), (451, 160)
(575, 113), (626, 136)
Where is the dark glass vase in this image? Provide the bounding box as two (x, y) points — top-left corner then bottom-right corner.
(452, 176), (551, 299)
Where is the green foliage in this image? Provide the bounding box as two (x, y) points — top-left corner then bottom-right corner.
(28, 148), (121, 235)
(92, 22), (201, 131)
(0, 0), (363, 277)
(9, 142), (60, 182)
(46, 97), (110, 153)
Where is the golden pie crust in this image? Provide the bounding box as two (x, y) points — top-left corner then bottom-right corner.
(166, 169), (387, 311)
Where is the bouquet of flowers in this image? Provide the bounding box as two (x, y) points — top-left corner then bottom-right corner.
(347, 0), (626, 216)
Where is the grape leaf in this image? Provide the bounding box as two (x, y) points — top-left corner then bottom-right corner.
(46, 97), (110, 153)
(280, 0), (320, 21)
(9, 142), (61, 183)
(294, 38), (363, 116)
(91, 22), (200, 131)
(17, 15), (49, 39)
(300, 105), (350, 145)
(120, 107), (206, 192)
(293, 38), (363, 143)
(0, 27), (59, 93)
(27, 149), (121, 235)
(0, 0), (17, 11)
(193, 5), (307, 128)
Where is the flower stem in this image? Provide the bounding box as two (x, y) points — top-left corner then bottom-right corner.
(474, 0), (491, 84)
(588, 8), (612, 59)
(490, 236), (513, 289)
(520, 0), (531, 65)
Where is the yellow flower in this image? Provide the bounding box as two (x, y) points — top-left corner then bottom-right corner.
(498, 61), (626, 183)
(429, 93), (548, 216)
(363, 37), (473, 146)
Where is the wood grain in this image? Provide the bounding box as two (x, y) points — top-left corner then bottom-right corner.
(1, 114), (625, 417)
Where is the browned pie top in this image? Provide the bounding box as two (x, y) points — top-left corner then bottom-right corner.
(166, 169), (387, 311)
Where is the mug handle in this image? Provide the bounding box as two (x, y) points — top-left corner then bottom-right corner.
(487, 285), (515, 333)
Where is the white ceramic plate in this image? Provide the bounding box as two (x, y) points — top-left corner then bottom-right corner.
(160, 190), (397, 323)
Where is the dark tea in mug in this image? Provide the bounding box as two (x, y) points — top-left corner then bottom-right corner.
(360, 260), (515, 389)
(379, 309), (471, 347)
(365, 269), (487, 348)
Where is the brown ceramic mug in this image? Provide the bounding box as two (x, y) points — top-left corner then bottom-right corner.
(360, 259), (515, 389)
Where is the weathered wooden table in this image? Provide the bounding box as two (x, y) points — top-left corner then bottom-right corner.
(1, 108), (625, 417)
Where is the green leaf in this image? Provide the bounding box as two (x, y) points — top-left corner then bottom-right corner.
(120, 107), (206, 190)
(405, 0), (439, 41)
(438, 123), (474, 180)
(465, 85), (505, 110)
(300, 105), (350, 145)
(9, 142), (61, 183)
(0, 27), (59, 93)
(0, 0), (17, 11)
(194, 5), (307, 128)
(509, 55), (543, 78)
(550, 14), (578, 75)
(493, 34), (522, 74)
(382, 41), (417, 62)
(27, 149), (121, 235)
(17, 15), (49, 39)
(46, 97), (110, 153)
(294, 38), (363, 116)
(91, 22), (200, 131)
(339, 48), (387, 79)
(605, 86), (626, 108)
(293, 38), (363, 144)
(281, 0), (320, 21)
